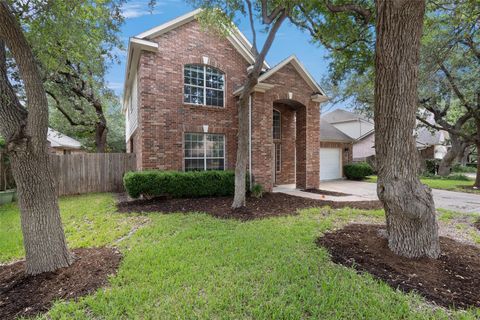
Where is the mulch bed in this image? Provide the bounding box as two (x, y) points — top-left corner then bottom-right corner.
(117, 192), (383, 221)
(302, 189), (351, 196)
(317, 224), (480, 309)
(0, 247), (121, 320)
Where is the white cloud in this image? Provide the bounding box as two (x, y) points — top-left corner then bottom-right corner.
(107, 82), (124, 91)
(121, 1), (162, 19)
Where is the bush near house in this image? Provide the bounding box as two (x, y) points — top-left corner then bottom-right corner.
(452, 164), (477, 173)
(344, 162), (374, 180)
(124, 170), (238, 199)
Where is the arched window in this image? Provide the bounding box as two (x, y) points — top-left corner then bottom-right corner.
(184, 64), (225, 107)
(273, 110), (281, 140)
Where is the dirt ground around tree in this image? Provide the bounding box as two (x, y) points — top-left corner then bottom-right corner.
(0, 247), (121, 320)
(318, 224), (480, 309)
(117, 192), (383, 220)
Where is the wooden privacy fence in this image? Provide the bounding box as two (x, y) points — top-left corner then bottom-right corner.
(50, 153), (136, 196)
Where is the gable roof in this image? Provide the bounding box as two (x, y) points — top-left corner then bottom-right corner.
(233, 55), (327, 99)
(135, 9), (267, 68)
(47, 128), (82, 150)
(323, 109), (372, 124)
(416, 127), (447, 146)
(123, 9), (270, 107)
(355, 129), (375, 142)
(258, 55), (326, 95)
(320, 119), (354, 143)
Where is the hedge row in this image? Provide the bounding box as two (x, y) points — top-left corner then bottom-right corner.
(343, 162), (374, 180)
(124, 170), (238, 199)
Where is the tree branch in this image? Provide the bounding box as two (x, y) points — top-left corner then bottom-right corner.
(439, 63), (473, 112)
(325, 0), (372, 24)
(0, 38), (28, 144)
(0, 0), (49, 149)
(46, 90), (89, 127)
(245, 0), (258, 57)
(254, 9), (287, 74)
(261, 0), (283, 24)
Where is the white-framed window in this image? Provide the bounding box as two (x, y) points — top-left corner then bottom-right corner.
(273, 109), (281, 140)
(184, 64), (225, 107)
(275, 143), (281, 173)
(184, 133), (225, 171)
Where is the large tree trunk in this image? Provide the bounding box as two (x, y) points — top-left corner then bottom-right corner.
(232, 94), (250, 208)
(438, 135), (468, 176)
(0, 1), (72, 274)
(95, 121), (108, 153)
(10, 145), (73, 274)
(474, 119), (480, 188)
(374, 0), (440, 258)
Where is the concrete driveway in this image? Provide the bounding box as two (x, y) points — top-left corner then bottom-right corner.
(274, 180), (480, 213)
(319, 180), (480, 213)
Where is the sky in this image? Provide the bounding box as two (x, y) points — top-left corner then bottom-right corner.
(107, 0), (337, 107)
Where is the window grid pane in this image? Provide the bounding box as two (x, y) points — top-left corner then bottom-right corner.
(184, 64), (224, 107)
(184, 133), (225, 171)
(275, 143), (281, 173)
(273, 110), (281, 140)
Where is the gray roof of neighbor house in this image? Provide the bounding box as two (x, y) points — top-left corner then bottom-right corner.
(320, 119), (354, 143)
(47, 128), (82, 150)
(415, 127), (446, 146)
(323, 109), (372, 124)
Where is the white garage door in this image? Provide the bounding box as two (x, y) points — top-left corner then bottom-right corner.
(320, 148), (342, 181)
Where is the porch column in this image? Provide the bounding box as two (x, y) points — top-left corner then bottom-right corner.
(296, 101), (320, 189)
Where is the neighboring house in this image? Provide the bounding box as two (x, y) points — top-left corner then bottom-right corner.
(323, 109), (450, 161)
(122, 9), (332, 191)
(322, 109), (374, 139)
(416, 127), (450, 160)
(47, 128), (84, 155)
(319, 120), (353, 180)
(322, 109), (375, 161)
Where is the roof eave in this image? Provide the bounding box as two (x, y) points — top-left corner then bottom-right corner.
(122, 38), (158, 112)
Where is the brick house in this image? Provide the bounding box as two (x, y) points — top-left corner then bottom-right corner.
(123, 9), (350, 191)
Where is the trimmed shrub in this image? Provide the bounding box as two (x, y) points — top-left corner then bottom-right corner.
(452, 164), (476, 173)
(424, 159), (440, 175)
(343, 162), (374, 180)
(124, 170), (238, 199)
(422, 173), (471, 181)
(251, 183), (264, 198)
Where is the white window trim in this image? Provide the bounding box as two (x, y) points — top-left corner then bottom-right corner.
(183, 64), (226, 108)
(273, 109), (282, 141)
(184, 133), (226, 171)
(275, 143), (281, 173)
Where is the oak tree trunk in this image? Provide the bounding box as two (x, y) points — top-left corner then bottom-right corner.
(438, 135), (467, 176)
(231, 10), (287, 209)
(0, 1), (72, 274)
(475, 119), (480, 188)
(10, 144), (73, 275)
(475, 142), (480, 188)
(95, 121), (108, 153)
(374, 0), (440, 258)
(232, 93), (250, 208)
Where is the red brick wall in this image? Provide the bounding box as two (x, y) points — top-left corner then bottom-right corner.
(273, 104), (296, 185)
(251, 63), (321, 190)
(133, 19), (323, 191)
(136, 19), (249, 171)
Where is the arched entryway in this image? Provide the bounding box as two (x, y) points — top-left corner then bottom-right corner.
(272, 99), (308, 189)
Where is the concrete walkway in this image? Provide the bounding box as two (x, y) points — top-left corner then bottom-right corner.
(273, 180), (480, 213)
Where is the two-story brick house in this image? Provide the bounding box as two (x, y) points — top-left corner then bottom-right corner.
(123, 9), (349, 191)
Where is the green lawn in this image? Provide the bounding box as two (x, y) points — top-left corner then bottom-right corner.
(366, 175), (478, 193)
(1, 194), (479, 319)
(0, 193), (145, 262)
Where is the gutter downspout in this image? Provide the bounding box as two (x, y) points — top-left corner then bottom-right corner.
(249, 94), (252, 190)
